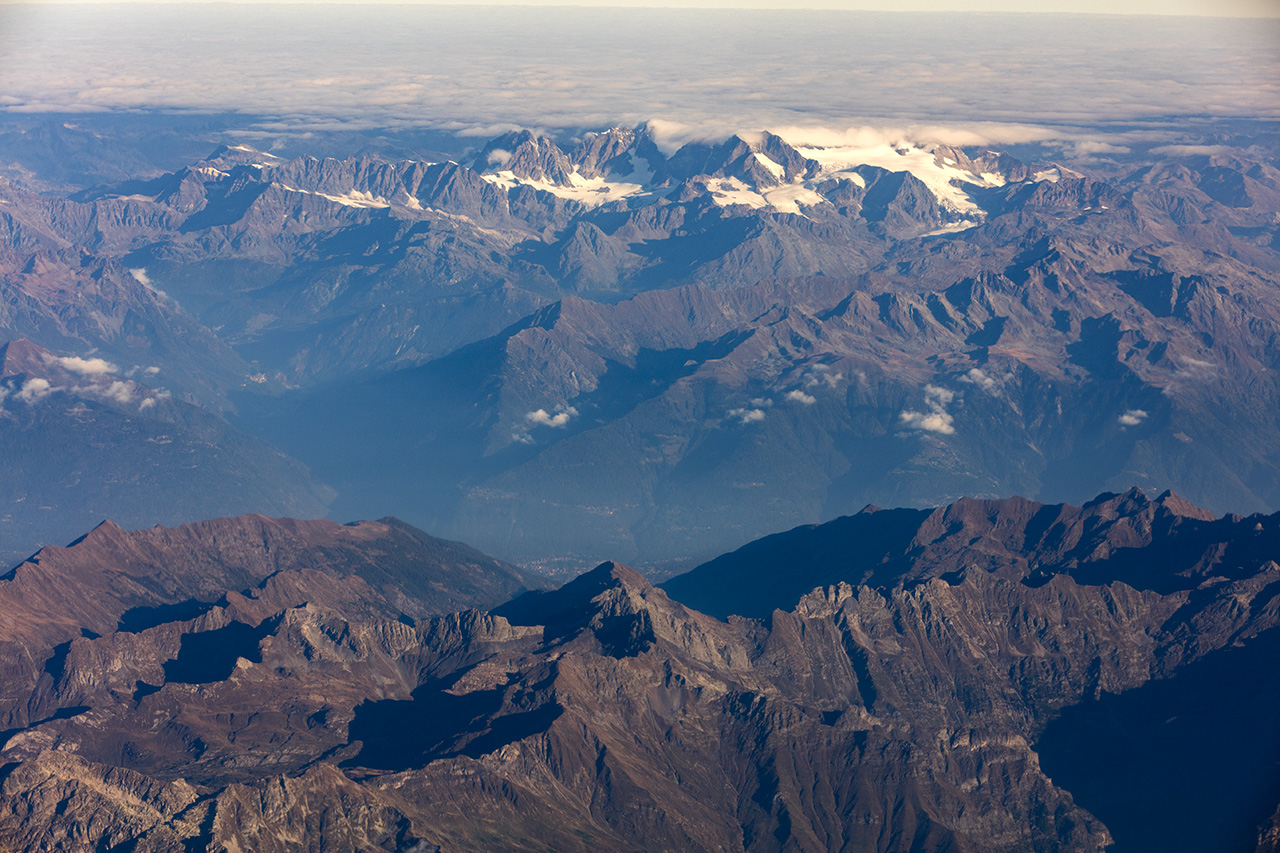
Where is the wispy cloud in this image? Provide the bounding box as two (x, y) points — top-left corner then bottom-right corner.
(802, 364), (843, 390)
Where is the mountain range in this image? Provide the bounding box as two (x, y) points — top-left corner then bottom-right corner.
(2, 117), (1279, 570)
(0, 490), (1277, 851)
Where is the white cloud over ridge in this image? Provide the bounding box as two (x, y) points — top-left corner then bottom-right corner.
(54, 356), (118, 376)
(959, 367), (998, 392)
(900, 385), (956, 435)
(526, 406), (578, 428)
(728, 407), (767, 424)
(15, 378), (54, 404)
(1, 6), (1274, 149)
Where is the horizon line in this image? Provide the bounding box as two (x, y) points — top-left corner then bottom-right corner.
(1, 0), (1277, 17)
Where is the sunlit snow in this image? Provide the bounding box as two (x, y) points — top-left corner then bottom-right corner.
(481, 169), (653, 209)
(785, 139), (1004, 214)
(752, 151), (785, 181)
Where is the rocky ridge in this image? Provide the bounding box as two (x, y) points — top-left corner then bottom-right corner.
(0, 491), (1277, 851)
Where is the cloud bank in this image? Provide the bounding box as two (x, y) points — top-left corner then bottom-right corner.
(1, 6), (1274, 148)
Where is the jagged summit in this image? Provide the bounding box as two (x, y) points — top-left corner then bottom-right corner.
(661, 489), (1280, 618)
(573, 126), (664, 181)
(474, 129), (576, 185)
(493, 559), (652, 629)
(199, 142), (284, 170)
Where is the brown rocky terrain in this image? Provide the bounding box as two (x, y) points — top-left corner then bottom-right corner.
(0, 490), (1277, 851)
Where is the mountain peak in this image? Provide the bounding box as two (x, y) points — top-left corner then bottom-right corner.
(1153, 489), (1218, 521)
(490, 560), (655, 644)
(474, 131), (574, 186)
(0, 339), (50, 377)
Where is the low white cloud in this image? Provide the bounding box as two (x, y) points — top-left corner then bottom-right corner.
(15, 378), (54, 404)
(54, 355), (118, 376)
(101, 381), (136, 405)
(803, 364), (843, 389)
(1064, 140), (1132, 158)
(128, 267), (168, 298)
(486, 148), (513, 167)
(959, 367), (997, 392)
(728, 407), (767, 424)
(1119, 409), (1148, 427)
(526, 405), (578, 428)
(899, 384), (956, 435)
(785, 389), (816, 405)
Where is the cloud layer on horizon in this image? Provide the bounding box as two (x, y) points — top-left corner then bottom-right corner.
(0, 6), (1275, 147)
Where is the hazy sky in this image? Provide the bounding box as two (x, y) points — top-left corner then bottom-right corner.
(3, 0), (1278, 13)
(1, 4), (1276, 154)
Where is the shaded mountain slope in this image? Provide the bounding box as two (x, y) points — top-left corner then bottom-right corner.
(249, 197), (1280, 570)
(0, 338), (334, 564)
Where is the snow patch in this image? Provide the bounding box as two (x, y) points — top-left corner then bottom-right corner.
(920, 220), (978, 237)
(703, 176), (822, 215)
(785, 137), (1003, 214)
(482, 169), (653, 209)
(276, 183), (393, 209)
(752, 151), (785, 181)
